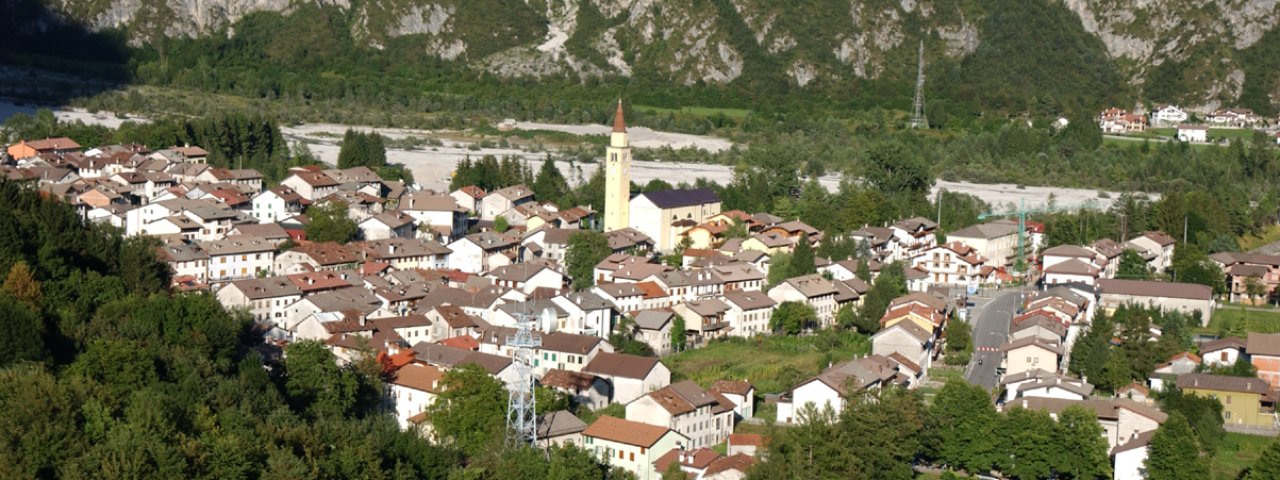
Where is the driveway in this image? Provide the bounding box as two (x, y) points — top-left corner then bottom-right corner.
(964, 289), (1023, 391)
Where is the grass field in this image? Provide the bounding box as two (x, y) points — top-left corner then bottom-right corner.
(1200, 305), (1280, 335)
(1211, 432), (1274, 479)
(1239, 224), (1280, 252)
(633, 104), (752, 120)
(665, 331), (869, 395)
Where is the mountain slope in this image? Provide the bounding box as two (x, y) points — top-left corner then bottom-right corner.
(14, 0), (1280, 113)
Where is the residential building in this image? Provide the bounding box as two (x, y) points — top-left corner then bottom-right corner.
(280, 169), (340, 201)
(216, 277), (303, 323)
(912, 241), (994, 286)
(199, 235), (275, 283)
(1112, 431), (1154, 480)
(1000, 337), (1065, 376)
(1150, 104), (1188, 126)
(582, 416), (688, 480)
(871, 321), (935, 376)
(632, 310), (675, 356)
(537, 410), (589, 448)
(1123, 231), (1176, 274)
(776, 354), (912, 423)
(449, 185), (486, 213)
(542, 370), (612, 411)
(722, 290), (777, 337)
(767, 274), (838, 328)
(582, 352), (672, 404)
(387, 362), (444, 429)
(1176, 124), (1208, 143)
(626, 380), (735, 449)
(709, 380), (755, 420)
(1005, 397), (1166, 451)
(1177, 373), (1276, 428)
(1248, 333), (1280, 387)
(947, 219), (1020, 267)
(480, 184), (534, 220)
(1200, 337), (1245, 368)
(1098, 279), (1214, 326)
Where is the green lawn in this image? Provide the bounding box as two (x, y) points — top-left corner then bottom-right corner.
(1201, 305), (1280, 335)
(1239, 224), (1280, 252)
(930, 366), (965, 383)
(1211, 432), (1274, 479)
(665, 331), (869, 395)
(632, 104), (751, 120)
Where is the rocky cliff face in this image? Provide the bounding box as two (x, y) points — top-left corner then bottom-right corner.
(37, 0), (1280, 108)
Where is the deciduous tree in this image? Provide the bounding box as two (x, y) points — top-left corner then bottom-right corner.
(305, 201), (359, 244)
(1146, 413), (1208, 480)
(565, 231), (611, 290)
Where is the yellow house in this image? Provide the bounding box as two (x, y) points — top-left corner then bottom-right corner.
(681, 220), (729, 249)
(879, 304), (945, 334)
(999, 337), (1064, 377)
(740, 232), (793, 254)
(1177, 373), (1276, 428)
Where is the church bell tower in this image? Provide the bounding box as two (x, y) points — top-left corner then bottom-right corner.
(604, 100), (630, 232)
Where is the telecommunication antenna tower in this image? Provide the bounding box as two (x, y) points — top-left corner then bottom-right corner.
(910, 40), (927, 129)
(505, 311), (541, 448)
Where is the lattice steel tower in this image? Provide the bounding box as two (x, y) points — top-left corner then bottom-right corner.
(910, 40), (927, 129)
(505, 311), (541, 447)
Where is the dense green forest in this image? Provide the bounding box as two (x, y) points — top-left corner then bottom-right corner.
(0, 181), (631, 478)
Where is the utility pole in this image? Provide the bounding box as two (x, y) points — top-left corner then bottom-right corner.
(936, 189), (943, 228)
(505, 310), (541, 448)
(910, 41), (927, 129)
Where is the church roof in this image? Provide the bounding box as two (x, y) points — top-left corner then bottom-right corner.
(613, 100), (627, 133)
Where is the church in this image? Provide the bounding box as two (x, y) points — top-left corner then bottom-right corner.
(604, 101), (722, 252)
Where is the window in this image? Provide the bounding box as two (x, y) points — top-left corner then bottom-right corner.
(1226, 395), (1232, 405)
(618, 451), (624, 460)
(629, 452), (634, 462)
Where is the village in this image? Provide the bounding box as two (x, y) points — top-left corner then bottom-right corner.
(1097, 104), (1280, 144)
(6, 102), (1280, 480)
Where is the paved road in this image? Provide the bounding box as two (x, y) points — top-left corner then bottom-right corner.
(964, 289), (1023, 391)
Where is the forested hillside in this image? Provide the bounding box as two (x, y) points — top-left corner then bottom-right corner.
(5, 0), (1280, 116)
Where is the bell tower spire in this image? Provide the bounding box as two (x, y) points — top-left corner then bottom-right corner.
(604, 99), (631, 232)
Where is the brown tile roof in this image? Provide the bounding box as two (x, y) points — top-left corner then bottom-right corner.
(888, 292), (948, 313)
(541, 369), (597, 390)
(727, 433), (765, 447)
(1000, 336), (1064, 355)
(1177, 373), (1270, 394)
(709, 379), (753, 396)
(705, 453), (756, 476)
(537, 410), (587, 439)
(1247, 333), (1280, 357)
(582, 415), (676, 448)
(582, 352), (662, 380)
(1201, 336), (1246, 354)
(1098, 279), (1213, 301)
(644, 380), (720, 416)
(1007, 397), (1167, 423)
(1111, 431), (1155, 455)
(390, 362), (443, 392)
